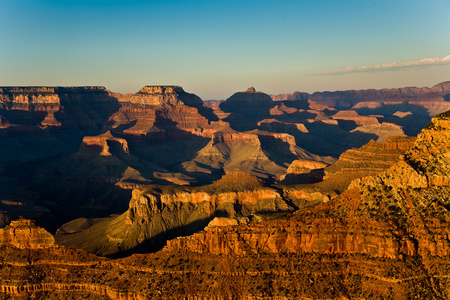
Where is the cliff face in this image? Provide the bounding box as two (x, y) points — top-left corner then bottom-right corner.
(103, 86), (220, 143)
(323, 136), (416, 187)
(120, 85), (203, 107)
(0, 219), (54, 249)
(0, 86), (120, 133)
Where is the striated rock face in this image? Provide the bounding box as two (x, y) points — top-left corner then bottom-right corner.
(118, 85), (203, 107)
(0, 219), (54, 249)
(166, 215), (404, 257)
(124, 170), (287, 222)
(323, 136), (416, 187)
(0, 86), (120, 133)
(103, 86), (220, 143)
(56, 170), (302, 256)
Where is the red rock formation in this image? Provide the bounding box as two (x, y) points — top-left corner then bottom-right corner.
(0, 219), (54, 249)
(79, 132), (129, 156)
(103, 86), (222, 143)
(332, 110), (380, 125)
(0, 86), (120, 133)
(323, 136), (416, 186)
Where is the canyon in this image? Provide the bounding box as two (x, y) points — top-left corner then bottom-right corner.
(0, 82), (450, 299)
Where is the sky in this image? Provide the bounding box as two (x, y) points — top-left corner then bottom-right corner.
(0, 0), (449, 100)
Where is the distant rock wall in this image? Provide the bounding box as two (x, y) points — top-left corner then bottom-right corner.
(271, 81), (450, 115)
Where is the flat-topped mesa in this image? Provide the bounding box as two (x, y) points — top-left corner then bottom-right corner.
(0, 86), (114, 107)
(332, 110), (380, 125)
(125, 170), (280, 226)
(122, 85), (203, 107)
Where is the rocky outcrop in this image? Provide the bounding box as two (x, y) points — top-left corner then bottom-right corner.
(79, 132), (129, 156)
(257, 119), (309, 133)
(323, 136), (416, 187)
(286, 159), (328, 174)
(0, 219), (54, 249)
(279, 159), (328, 184)
(118, 85), (203, 107)
(103, 86), (221, 143)
(350, 122), (406, 143)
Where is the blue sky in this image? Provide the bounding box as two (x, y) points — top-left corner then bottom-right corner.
(1, 0), (449, 99)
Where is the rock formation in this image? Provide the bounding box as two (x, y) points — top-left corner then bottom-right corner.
(0, 219), (55, 249)
(332, 110), (380, 125)
(322, 136), (416, 189)
(279, 159), (328, 184)
(55, 169), (339, 257)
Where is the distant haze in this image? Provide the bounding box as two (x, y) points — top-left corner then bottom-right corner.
(1, 0), (449, 100)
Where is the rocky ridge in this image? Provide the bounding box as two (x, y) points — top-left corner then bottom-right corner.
(271, 81), (450, 114)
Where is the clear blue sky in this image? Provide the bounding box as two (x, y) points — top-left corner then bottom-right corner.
(1, 0), (449, 99)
